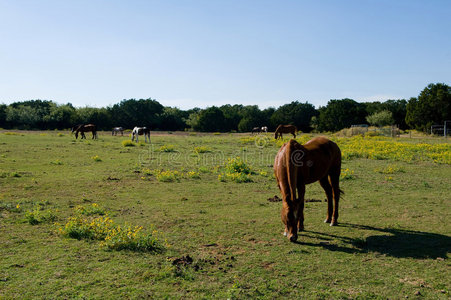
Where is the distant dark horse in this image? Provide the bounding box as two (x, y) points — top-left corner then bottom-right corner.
(71, 124), (85, 139)
(251, 127), (261, 135)
(73, 124), (97, 139)
(112, 127), (124, 136)
(132, 127), (150, 143)
(274, 125), (297, 139)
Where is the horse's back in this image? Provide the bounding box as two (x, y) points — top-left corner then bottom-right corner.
(304, 137), (341, 161)
(302, 137), (341, 181)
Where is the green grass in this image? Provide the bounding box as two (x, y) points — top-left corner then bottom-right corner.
(0, 131), (450, 298)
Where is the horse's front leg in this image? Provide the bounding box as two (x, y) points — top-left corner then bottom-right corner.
(297, 184), (305, 232)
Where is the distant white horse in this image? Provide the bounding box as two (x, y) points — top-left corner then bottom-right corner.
(112, 127), (124, 136)
(261, 126), (268, 133)
(132, 127), (150, 143)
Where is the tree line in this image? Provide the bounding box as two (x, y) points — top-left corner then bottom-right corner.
(0, 83), (449, 133)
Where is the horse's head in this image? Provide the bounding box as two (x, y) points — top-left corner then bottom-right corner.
(281, 200), (300, 242)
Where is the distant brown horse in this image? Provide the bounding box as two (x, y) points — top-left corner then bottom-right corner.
(274, 125), (297, 139)
(274, 137), (342, 242)
(74, 124), (97, 139)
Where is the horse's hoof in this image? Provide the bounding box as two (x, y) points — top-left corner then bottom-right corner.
(324, 219), (331, 224)
(298, 226), (304, 232)
(330, 221), (338, 226)
(283, 231), (287, 237)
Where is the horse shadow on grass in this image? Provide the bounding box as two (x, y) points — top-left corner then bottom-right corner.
(295, 223), (450, 259)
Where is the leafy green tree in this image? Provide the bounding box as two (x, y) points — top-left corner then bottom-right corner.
(220, 104), (243, 132)
(45, 104), (77, 129)
(237, 105), (265, 132)
(366, 110), (394, 127)
(186, 109), (201, 131)
(261, 107), (275, 130)
(196, 106), (226, 132)
(271, 101), (318, 132)
(364, 100), (407, 129)
(7, 100), (55, 129)
(317, 99), (366, 132)
(406, 83), (451, 131)
(6, 105), (41, 129)
(109, 98), (164, 129)
(0, 104), (7, 128)
(160, 107), (188, 131)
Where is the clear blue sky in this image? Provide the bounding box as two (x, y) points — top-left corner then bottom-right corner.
(1, 0), (450, 109)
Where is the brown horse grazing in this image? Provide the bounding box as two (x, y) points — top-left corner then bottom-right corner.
(71, 124), (86, 139)
(274, 124), (297, 139)
(274, 137), (342, 242)
(75, 124), (97, 139)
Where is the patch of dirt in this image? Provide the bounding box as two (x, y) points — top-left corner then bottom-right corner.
(399, 277), (430, 288)
(267, 195), (281, 202)
(305, 198), (325, 203)
(171, 255), (201, 272)
(261, 262), (274, 270)
(267, 196), (325, 203)
(172, 255), (193, 267)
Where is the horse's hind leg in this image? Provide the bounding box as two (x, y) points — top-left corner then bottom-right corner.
(319, 176), (333, 224)
(329, 167), (341, 226)
(297, 184), (305, 231)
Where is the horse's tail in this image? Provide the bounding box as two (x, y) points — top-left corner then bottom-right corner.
(286, 140), (298, 203)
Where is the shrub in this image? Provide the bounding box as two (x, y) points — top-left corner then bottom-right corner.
(193, 146), (211, 154)
(340, 168), (355, 180)
(91, 155), (102, 162)
(218, 157), (254, 183)
(225, 157), (252, 175)
(258, 170), (268, 177)
(10, 172), (21, 178)
(75, 203), (106, 216)
(226, 172), (252, 183)
(60, 215), (115, 240)
(0, 202), (22, 213)
(59, 211), (166, 252)
(141, 168), (153, 176)
(102, 224), (165, 253)
(186, 171), (200, 179)
(374, 165), (405, 174)
(198, 166), (211, 173)
(122, 140), (135, 147)
(159, 145), (176, 152)
(155, 170), (181, 182)
(25, 203), (57, 225)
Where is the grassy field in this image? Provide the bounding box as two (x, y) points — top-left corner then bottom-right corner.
(1, 130), (450, 299)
